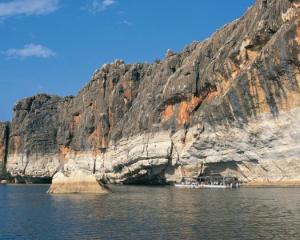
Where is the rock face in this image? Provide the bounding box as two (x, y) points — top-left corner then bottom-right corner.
(3, 0), (300, 185)
(6, 95), (63, 183)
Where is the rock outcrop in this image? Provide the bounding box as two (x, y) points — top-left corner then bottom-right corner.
(48, 164), (108, 194)
(3, 0), (300, 185)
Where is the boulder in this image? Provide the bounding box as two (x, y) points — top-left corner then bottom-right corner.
(48, 170), (108, 194)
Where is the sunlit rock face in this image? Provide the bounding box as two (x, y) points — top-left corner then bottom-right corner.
(47, 165), (108, 194)
(5, 0), (300, 185)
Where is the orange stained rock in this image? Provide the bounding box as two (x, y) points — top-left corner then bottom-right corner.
(177, 95), (204, 125)
(296, 73), (300, 86)
(88, 125), (101, 146)
(215, 72), (226, 84)
(246, 49), (258, 62)
(120, 81), (133, 102)
(180, 166), (199, 177)
(277, 86), (300, 111)
(177, 101), (190, 125)
(124, 89), (132, 101)
(215, 79), (232, 96)
(214, 73), (233, 96)
(162, 93), (217, 126)
(100, 137), (109, 149)
(206, 90), (219, 101)
(189, 95), (205, 112)
(249, 70), (270, 114)
(227, 60), (240, 80)
(14, 136), (21, 153)
(279, 78), (300, 111)
(246, 67), (300, 114)
(59, 145), (71, 156)
(240, 38), (258, 65)
(161, 105), (175, 121)
(88, 125), (109, 149)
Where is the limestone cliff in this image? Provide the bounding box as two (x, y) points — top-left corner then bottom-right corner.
(4, 0), (300, 184)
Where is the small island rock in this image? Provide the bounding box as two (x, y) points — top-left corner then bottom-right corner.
(48, 170), (108, 194)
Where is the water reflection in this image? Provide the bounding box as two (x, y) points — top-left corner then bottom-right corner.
(0, 185), (300, 240)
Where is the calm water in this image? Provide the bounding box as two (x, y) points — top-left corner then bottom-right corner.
(0, 185), (300, 240)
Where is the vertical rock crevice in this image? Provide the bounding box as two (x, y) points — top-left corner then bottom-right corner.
(3, 123), (10, 170)
(0, 122), (10, 180)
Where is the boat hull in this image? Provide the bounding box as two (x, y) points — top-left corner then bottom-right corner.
(174, 184), (232, 189)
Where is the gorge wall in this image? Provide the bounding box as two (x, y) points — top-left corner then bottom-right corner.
(2, 0), (300, 184)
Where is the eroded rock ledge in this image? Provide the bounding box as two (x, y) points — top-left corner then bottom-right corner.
(2, 0), (300, 185)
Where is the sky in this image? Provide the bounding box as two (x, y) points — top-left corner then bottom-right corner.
(0, 0), (255, 121)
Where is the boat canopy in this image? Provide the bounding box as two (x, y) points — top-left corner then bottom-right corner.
(182, 176), (238, 182)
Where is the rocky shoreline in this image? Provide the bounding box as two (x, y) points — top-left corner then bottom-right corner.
(1, 0), (300, 191)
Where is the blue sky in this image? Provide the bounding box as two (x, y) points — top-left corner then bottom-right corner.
(0, 0), (255, 121)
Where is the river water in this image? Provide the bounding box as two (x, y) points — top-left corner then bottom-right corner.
(0, 185), (299, 240)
